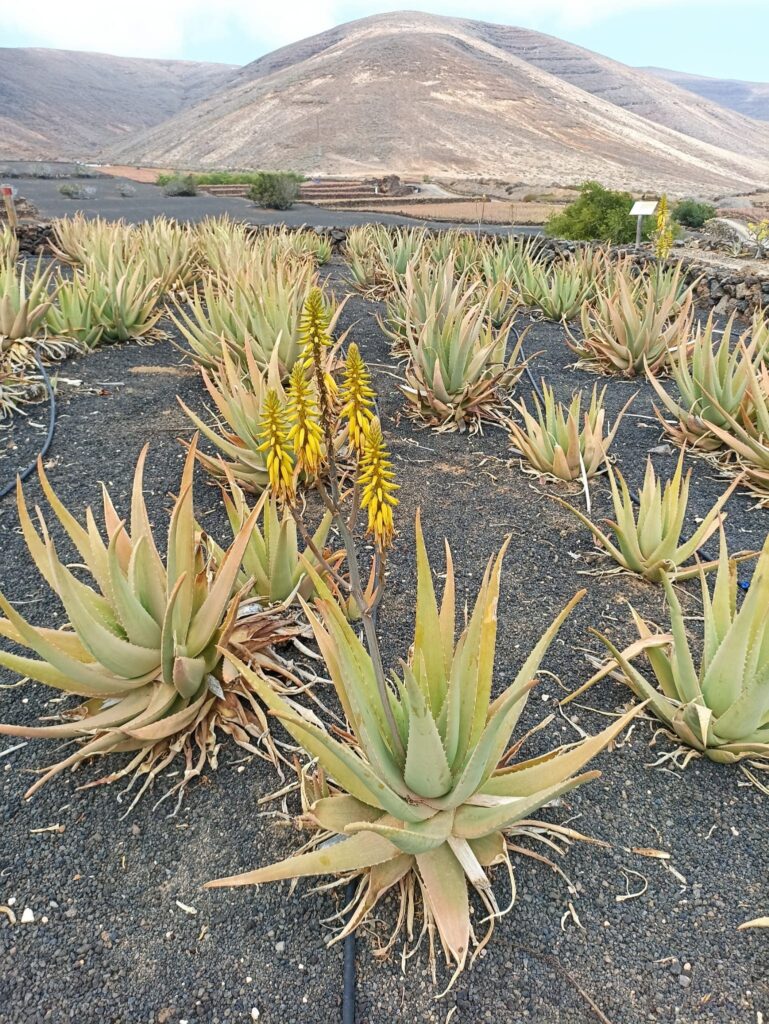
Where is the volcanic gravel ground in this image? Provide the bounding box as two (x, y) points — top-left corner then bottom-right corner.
(0, 256), (767, 1023)
(16, 176), (542, 234)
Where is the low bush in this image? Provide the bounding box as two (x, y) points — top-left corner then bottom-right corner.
(58, 183), (96, 200)
(248, 172), (301, 210)
(673, 199), (716, 228)
(545, 180), (650, 244)
(162, 175), (198, 197)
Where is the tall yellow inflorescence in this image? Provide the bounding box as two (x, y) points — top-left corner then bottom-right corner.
(359, 417), (398, 549)
(654, 194), (674, 260)
(258, 389), (294, 500)
(286, 363), (324, 476)
(340, 343), (375, 454)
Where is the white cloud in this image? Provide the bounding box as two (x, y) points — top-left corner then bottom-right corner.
(0, 0), (762, 58)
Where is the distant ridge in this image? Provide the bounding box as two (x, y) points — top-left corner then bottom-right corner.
(106, 12), (769, 193)
(0, 47), (237, 160)
(644, 66), (769, 124)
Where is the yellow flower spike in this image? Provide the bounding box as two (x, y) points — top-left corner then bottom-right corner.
(286, 363), (324, 476)
(258, 389), (295, 500)
(340, 343), (375, 454)
(358, 417), (398, 549)
(654, 194), (674, 261)
(299, 287), (332, 371)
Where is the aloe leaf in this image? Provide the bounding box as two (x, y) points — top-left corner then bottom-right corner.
(415, 843), (470, 970)
(482, 703), (641, 796)
(455, 770), (599, 838)
(402, 663), (452, 798)
(206, 831), (399, 888)
(346, 810), (453, 855)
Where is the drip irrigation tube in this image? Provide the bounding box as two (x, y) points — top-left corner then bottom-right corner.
(511, 320), (544, 404)
(342, 879), (357, 1024)
(0, 348), (56, 501)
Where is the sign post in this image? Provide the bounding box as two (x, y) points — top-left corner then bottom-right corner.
(630, 199), (658, 246)
(1, 185), (18, 233)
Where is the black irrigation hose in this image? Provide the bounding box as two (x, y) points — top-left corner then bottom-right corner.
(342, 879), (357, 1024)
(511, 319), (544, 404)
(0, 347), (56, 501)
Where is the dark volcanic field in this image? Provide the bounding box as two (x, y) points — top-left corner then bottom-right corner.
(0, 256), (767, 1024)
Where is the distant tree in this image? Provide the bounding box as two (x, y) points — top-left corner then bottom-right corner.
(162, 175), (198, 197)
(544, 181), (647, 243)
(672, 199), (716, 229)
(248, 172), (302, 210)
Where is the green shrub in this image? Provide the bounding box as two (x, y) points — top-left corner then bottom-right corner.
(58, 183), (96, 199)
(162, 175), (198, 197)
(673, 199), (716, 229)
(248, 172), (302, 210)
(545, 181), (649, 244)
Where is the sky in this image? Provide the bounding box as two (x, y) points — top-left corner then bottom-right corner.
(1, 0), (767, 82)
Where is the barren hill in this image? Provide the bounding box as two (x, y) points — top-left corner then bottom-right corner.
(0, 48), (237, 159)
(644, 67), (769, 124)
(107, 12), (769, 194)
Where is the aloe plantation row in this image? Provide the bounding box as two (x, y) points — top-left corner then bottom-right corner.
(0, 217), (767, 1012)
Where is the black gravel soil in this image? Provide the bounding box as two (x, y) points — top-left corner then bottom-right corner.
(1, 255), (768, 1024)
(16, 176), (541, 235)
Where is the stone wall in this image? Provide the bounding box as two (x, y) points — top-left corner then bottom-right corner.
(16, 221), (769, 317)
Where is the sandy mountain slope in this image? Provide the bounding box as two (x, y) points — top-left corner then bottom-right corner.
(644, 66), (769, 124)
(0, 48), (237, 159)
(107, 12), (769, 193)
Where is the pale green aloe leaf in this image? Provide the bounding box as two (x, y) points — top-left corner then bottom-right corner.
(223, 653), (428, 821)
(346, 810), (454, 855)
(413, 510), (448, 712)
(454, 770), (600, 838)
(481, 703), (642, 796)
(415, 843), (470, 970)
(205, 831), (399, 888)
(310, 795), (383, 833)
(402, 662), (452, 798)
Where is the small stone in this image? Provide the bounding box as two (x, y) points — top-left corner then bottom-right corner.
(275, 940), (285, 954)
(678, 975), (691, 989)
(250, 1010), (260, 1022)
(20, 908), (34, 924)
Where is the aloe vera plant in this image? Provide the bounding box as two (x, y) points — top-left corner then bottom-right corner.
(382, 255), (473, 355)
(509, 383), (633, 481)
(516, 252), (598, 321)
(172, 261), (337, 376)
(46, 271), (106, 349)
(595, 528), (769, 767)
(705, 366), (769, 502)
(0, 258), (53, 345)
(50, 213), (133, 268)
(212, 474), (335, 605)
(648, 313), (760, 450)
(179, 341), (285, 492)
(401, 293), (525, 430)
(0, 439), (263, 801)
(554, 450), (746, 581)
(0, 225), (18, 264)
(79, 254), (163, 342)
(136, 216), (200, 292)
(206, 518), (638, 976)
(568, 274), (693, 377)
(345, 225), (425, 297)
